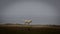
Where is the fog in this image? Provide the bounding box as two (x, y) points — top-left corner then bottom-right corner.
(0, 0), (60, 25)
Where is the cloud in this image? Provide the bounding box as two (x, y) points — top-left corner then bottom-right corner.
(0, 0), (60, 25)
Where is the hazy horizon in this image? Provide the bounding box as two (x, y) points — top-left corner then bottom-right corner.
(0, 0), (60, 25)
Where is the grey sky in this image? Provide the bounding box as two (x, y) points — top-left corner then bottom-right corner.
(0, 0), (60, 25)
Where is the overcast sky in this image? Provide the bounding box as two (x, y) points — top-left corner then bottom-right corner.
(0, 0), (60, 25)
